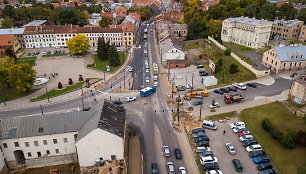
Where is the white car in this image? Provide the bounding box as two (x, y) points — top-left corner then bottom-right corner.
(126, 96), (136, 102)
(145, 60), (148, 65)
(146, 65), (149, 69)
(146, 77), (150, 83)
(179, 167), (187, 174)
(196, 146), (211, 153)
(239, 135), (253, 142)
(129, 67), (133, 72)
(209, 102), (220, 109)
(154, 75), (158, 81)
(225, 143), (236, 154)
(232, 126), (245, 133)
(206, 170), (223, 174)
(146, 69), (149, 73)
(144, 49), (148, 54)
(138, 45), (142, 48)
(230, 122), (245, 129)
(55, 45), (60, 48)
(154, 82), (158, 87)
(246, 144), (262, 152)
(200, 156), (218, 165)
(233, 83), (247, 90)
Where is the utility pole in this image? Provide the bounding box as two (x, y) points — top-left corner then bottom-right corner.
(0, 87), (6, 106)
(199, 95), (204, 120)
(80, 81), (84, 111)
(123, 71), (126, 88)
(110, 81), (113, 92)
(45, 83), (50, 102)
(171, 82), (174, 98)
(129, 78), (131, 90)
(190, 72), (194, 93)
(177, 95), (180, 126)
(168, 63), (170, 81)
(104, 71), (106, 81)
(40, 104), (44, 115)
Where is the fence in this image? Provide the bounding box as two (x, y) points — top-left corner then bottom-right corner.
(208, 36), (270, 78)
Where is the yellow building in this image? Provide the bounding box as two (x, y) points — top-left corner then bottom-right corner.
(290, 74), (306, 105)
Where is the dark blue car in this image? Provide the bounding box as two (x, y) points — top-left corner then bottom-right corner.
(253, 156), (270, 164)
(213, 89), (224, 94)
(193, 100), (203, 106)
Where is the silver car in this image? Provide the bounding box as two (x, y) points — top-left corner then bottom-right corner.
(225, 143), (236, 154)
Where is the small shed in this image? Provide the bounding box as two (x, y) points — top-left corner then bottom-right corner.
(201, 76), (218, 87)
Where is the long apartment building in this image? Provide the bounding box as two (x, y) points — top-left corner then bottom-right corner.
(23, 25), (124, 48)
(271, 19), (303, 40)
(221, 17), (272, 49)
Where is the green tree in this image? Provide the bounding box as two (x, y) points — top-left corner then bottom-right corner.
(225, 0), (239, 11)
(5, 48), (17, 61)
(298, 8), (306, 23)
(259, 3), (277, 20)
(277, 3), (298, 20)
(206, 19), (222, 39)
(97, 37), (109, 60)
(14, 8), (28, 24)
(128, 6), (153, 21)
(1, 17), (14, 28)
(2, 5), (15, 18)
(66, 34), (90, 55)
(108, 44), (120, 66)
(228, 7), (246, 18)
(216, 59), (223, 73)
(224, 48), (231, 55)
(229, 63), (239, 74)
(99, 16), (110, 28)
(245, 3), (260, 18)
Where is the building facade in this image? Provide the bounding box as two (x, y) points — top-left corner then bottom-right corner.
(0, 35), (22, 58)
(290, 74), (306, 105)
(0, 28), (25, 48)
(155, 11), (184, 23)
(221, 17), (272, 49)
(155, 23), (188, 39)
(262, 45), (306, 73)
(298, 25), (306, 42)
(271, 19), (303, 40)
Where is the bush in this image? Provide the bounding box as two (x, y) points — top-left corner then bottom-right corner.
(280, 130), (296, 149)
(224, 48), (231, 55)
(229, 63), (239, 74)
(87, 63), (95, 67)
(261, 118), (273, 131)
(295, 131), (306, 146)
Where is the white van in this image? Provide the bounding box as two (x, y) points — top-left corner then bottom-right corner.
(202, 120), (217, 130)
(246, 144), (262, 152)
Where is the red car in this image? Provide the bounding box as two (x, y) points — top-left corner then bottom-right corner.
(238, 130), (251, 137)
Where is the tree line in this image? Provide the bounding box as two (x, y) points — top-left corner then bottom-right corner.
(182, 0), (306, 40)
(97, 37), (120, 66)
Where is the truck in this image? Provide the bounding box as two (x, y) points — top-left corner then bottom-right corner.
(186, 91), (209, 98)
(140, 86), (156, 97)
(224, 94), (243, 104)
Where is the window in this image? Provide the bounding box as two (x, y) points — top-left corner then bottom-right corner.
(14, 142), (19, 147)
(46, 150), (50, 155)
(38, 127), (44, 133)
(37, 152), (41, 157)
(43, 140), (48, 145)
(28, 152), (32, 157)
(63, 138), (68, 143)
(3, 143), (7, 148)
(25, 142), (29, 147)
(55, 149), (59, 154)
(53, 139), (58, 144)
(34, 141), (39, 147)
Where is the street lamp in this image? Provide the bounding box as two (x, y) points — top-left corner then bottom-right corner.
(45, 83), (50, 102)
(0, 87), (6, 106)
(199, 95), (204, 120)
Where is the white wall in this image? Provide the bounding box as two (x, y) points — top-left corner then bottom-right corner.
(76, 128), (124, 167)
(0, 148), (6, 172)
(0, 132), (77, 162)
(162, 48), (185, 62)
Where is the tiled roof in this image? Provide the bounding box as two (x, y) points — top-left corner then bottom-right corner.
(115, 6), (127, 17)
(156, 23), (188, 30)
(24, 25), (79, 35)
(274, 46), (306, 62)
(225, 17), (272, 26)
(0, 35), (14, 46)
(128, 13), (141, 21)
(119, 22), (136, 32)
(77, 26), (123, 33)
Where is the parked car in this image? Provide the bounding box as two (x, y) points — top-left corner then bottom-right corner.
(230, 122), (245, 129)
(209, 102), (220, 109)
(185, 84), (193, 89)
(196, 146), (211, 153)
(200, 156), (218, 165)
(213, 89), (224, 94)
(253, 156), (270, 164)
(166, 162), (175, 174)
(229, 86), (237, 91)
(196, 141), (209, 147)
(162, 146), (170, 157)
(179, 166), (187, 174)
(225, 143), (236, 154)
(232, 83), (247, 90)
(112, 101), (123, 105)
(194, 136), (209, 143)
(126, 96), (136, 102)
(199, 151), (214, 158)
(199, 70), (208, 76)
(82, 106), (92, 111)
(197, 65), (204, 68)
(146, 69), (149, 73)
(177, 85), (186, 91)
(203, 162), (219, 170)
(206, 170), (223, 174)
(27, 52), (32, 56)
(249, 150), (265, 158)
(242, 139), (257, 147)
(192, 131), (206, 138)
(174, 148), (182, 159)
(193, 100), (203, 106)
(154, 82), (158, 87)
(247, 83), (257, 88)
(238, 130), (251, 137)
(220, 88), (230, 93)
(146, 77), (150, 83)
(129, 67), (133, 72)
(239, 135), (254, 142)
(257, 163), (273, 171)
(232, 159), (243, 172)
(246, 144), (262, 152)
(258, 169), (277, 174)
(144, 49), (148, 54)
(232, 126), (246, 133)
(151, 163), (159, 174)
(191, 128), (205, 134)
(154, 75), (158, 81)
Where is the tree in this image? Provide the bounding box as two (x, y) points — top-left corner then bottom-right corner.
(1, 17), (14, 28)
(216, 59), (223, 73)
(245, 3), (260, 18)
(66, 34), (90, 55)
(99, 16), (110, 28)
(298, 8), (306, 23)
(229, 63), (239, 74)
(259, 3), (277, 21)
(108, 44), (120, 66)
(2, 5), (15, 18)
(206, 19), (222, 40)
(224, 48), (231, 55)
(277, 3), (298, 20)
(97, 37), (108, 60)
(128, 6), (153, 21)
(5, 48), (17, 61)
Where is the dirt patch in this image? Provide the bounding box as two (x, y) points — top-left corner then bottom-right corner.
(97, 160), (125, 174)
(185, 48), (204, 60)
(19, 162), (80, 174)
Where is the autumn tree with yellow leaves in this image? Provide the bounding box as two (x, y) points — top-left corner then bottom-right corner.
(66, 34), (90, 55)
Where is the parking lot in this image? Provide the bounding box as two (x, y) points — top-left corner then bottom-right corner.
(205, 119), (258, 174)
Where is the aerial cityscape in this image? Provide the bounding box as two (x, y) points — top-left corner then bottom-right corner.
(0, 0), (305, 173)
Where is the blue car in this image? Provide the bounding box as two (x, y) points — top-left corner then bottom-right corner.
(253, 156), (270, 164)
(213, 89), (224, 94)
(193, 100), (203, 106)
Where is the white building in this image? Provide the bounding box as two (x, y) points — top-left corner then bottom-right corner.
(221, 17), (272, 49)
(160, 38), (185, 65)
(76, 101), (126, 167)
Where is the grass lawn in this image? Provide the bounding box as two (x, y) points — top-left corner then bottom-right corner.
(42, 53), (68, 57)
(17, 56), (37, 60)
(17, 59), (36, 67)
(240, 102), (306, 174)
(93, 52), (126, 72)
(35, 78), (100, 100)
(0, 85), (38, 102)
(184, 42), (256, 87)
(256, 47), (270, 56)
(289, 40), (306, 46)
(226, 42), (254, 52)
(205, 111), (236, 121)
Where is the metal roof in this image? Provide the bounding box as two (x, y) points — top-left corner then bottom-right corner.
(0, 110), (96, 140)
(274, 46), (306, 62)
(22, 20), (48, 27)
(272, 19), (303, 28)
(225, 17), (272, 26)
(0, 28), (25, 35)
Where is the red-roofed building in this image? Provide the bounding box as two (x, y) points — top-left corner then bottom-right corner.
(119, 22), (136, 46)
(201, 0), (220, 10)
(0, 35), (22, 58)
(101, 12), (114, 24)
(155, 11), (184, 23)
(115, 6), (128, 19)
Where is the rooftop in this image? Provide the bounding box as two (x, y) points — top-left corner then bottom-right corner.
(22, 20), (48, 27)
(225, 17), (272, 26)
(0, 35), (15, 46)
(274, 45), (306, 62)
(0, 28), (25, 35)
(156, 23), (188, 30)
(272, 19), (304, 28)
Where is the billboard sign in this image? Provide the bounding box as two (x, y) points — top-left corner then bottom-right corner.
(209, 60), (215, 73)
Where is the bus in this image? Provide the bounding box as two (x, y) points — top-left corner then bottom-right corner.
(140, 86), (156, 97)
(153, 63), (158, 75)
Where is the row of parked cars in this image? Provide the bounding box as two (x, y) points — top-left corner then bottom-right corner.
(230, 122), (278, 174)
(213, 83), (257, 95)
(191, 121), (223, 174)
(27, 51), (40, 56)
